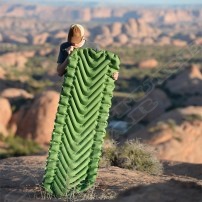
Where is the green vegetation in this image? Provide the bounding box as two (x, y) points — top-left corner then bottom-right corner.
(3, 44), (202, 98)
(184, 114), (202, 122)
(149, 114), (202, 135)
(99, 139), (117, 168)
(149, 119), (177, 133)
(109, 45), (199, 65)
(100, 139), (163, 175)
(5, 65), (55, 94)
(166, 119), (178, 130)
(0, 134), (42, 159)
(113, 91), (145, 100)
(108, 45), (202, 97)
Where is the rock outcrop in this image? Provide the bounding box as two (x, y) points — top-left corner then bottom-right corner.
(32, 32), (50, 45)
(0, 51), (34, 69)
(126, 106), (202, 163)
(162, 10), (193, 24)
(0, 52), (28, 68)
(0, 98), (12, 136)
(138, 59), (159, 69)
(184, 96), (202, 106)
(1, 88), (33, 100)
(124, 89), (172, 124)
(11, 91), (59, 145)
(0, 4), (201, 47)
(3, 33), (28, 44)
(165, 65), (202, 95)
(0, 156), (201, 202)
(172, 39), (187, 47)
(0, 66), (5, 79)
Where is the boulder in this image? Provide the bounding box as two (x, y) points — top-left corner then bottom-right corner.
(142, 37), (154, 45)
(0, 98), (12, 127)
(0, 33), (3, 42)
(37, 47), (53, 57)
(115, 34), (128, 45)
(3, 34), (28, 44)
(0, 124), (8, 136)
(0, 66), (6, 79)
(126, 106), (202, 163)
(195, 37), (202, 45)
(184, 96), (202, 106)
(142, 89), (172, 122)
(0, 52), (28, 68)
(162, 10), (192, 24)
(1, 88), (33, 100)
(5, 6), (25, 17)
(110, 22), (122, 37)
(0, 51), (34, 69)
(91, 7), (111, 18)
(165, 65), (202, 95)
(126, 18), (138, 37)
(158, 36), (171, 45)
(95, 35), (113, 47)
(21, 51), (35, 58)
(137, 19), (160, 38)
(54, 31), (67, 39)
(8, 105), (27, 136)
(32, 32), (49, 45)
(80, 8), (91, 21)
(139, 11), (157, 23)
(172, 39), (187, 47)
(130, 38), (141, 45)
(13, 91), (59, 145)
(123, 89), (171, 127)
(138, 59), (158, 69)
(101, 26), (111, 36)
(122, 19), (137, 38)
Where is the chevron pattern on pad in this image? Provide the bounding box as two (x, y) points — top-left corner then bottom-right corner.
(42, 48), (120, 197)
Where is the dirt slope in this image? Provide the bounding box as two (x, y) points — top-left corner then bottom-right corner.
(0, 155), (201, 202)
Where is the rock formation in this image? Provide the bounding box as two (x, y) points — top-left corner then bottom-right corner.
(11, 91), (59, 145)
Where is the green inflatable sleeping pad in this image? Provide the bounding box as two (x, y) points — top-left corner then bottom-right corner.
(42, 48), (120, 197)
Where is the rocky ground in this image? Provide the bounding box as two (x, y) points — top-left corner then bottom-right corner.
(0, 155), (201, 202)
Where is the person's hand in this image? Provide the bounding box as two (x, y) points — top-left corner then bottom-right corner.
(112, 72), (119, 80)
(65, 46), (75, 55)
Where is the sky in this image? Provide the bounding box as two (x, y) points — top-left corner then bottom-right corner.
(54, 0), (200, 4)
(128, 0), (201, 4)
(3, 0), (202, 5)
(132, 0), (201, 4)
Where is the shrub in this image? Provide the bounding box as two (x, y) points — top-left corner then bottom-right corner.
(99, 139), (117, 168)
(100, 139), (163, 175)
(184, 114), (202, 122)
(149, 119), (177, 133)
(114, 140), (163, 175)
(0, 134), (42, 159)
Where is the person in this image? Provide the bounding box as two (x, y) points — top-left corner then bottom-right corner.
(56, 24), (119, 80)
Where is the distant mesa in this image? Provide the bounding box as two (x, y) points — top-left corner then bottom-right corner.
(0, 4), (201, 47)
